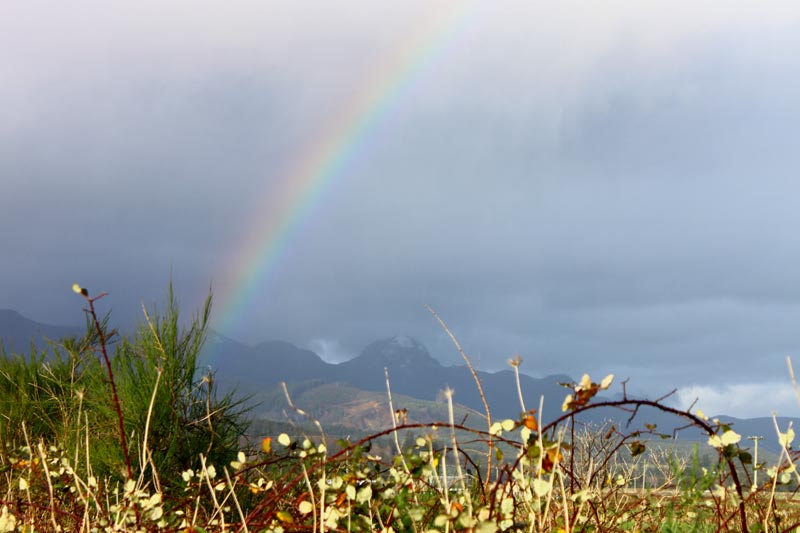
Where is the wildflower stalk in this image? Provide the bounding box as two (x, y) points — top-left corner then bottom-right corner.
(425, 305), (493, 487)
(385, 368), (406, 458)
(385, 368), (421, 512)
(445, 387), (472, 516)
(35, 442), (58, 531)
(224, 466), (250, 533)
(199, 453), (226, 530)
(509, 355), (526, 413)
(281, 382), (327, 533)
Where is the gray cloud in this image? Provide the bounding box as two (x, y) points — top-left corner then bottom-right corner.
(3, 1), (800, 417)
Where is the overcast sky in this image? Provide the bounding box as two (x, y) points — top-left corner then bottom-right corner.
(3, 1), (800, 418)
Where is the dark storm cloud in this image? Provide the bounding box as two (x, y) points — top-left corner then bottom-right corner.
(3, 1), (800, 417)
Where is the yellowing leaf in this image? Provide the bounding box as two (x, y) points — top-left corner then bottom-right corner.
(779, 428), (795, 448)
(543, 447), (563, 472)
(278, 433), (291, 447)
(143, 493), (161, 509)
(500, 497), (514, 515)
(150, 506), (163, 521)
(261, 437), (272, 454)
(561, 394), (573, 412)
(231, 450), (246, 469)
(0, 505), (17, 532)
(708, 430), (741, 449)
(476, 520), (499, 533)
(276, 510), (294, 524)
(600, 374), (614, 390)
(356, 484), (372, 504)
(532, 478), (550, 497)
(720, 430), (741, 446)
(298, 501), (313, 514)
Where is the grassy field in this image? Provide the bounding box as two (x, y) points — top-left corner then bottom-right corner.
(2, 287), (800, 532)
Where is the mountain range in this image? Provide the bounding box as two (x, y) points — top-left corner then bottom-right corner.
(1, 309), (797, 451)
(199, 332), (573, 423)
(0, 309), (84, 352)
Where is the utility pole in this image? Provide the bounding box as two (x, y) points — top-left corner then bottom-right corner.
(748, 435), (763, 491)
(642, 462), (648, 491)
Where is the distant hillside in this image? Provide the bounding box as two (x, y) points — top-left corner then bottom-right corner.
(254, 379), (484, 432)
(0, 309), (83, 353)
(201, 333), (573, 423)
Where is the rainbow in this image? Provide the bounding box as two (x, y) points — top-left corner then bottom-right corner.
(215, 2), (479, 342)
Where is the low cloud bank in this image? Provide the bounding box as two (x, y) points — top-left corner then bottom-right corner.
(675, 382), (800, 419)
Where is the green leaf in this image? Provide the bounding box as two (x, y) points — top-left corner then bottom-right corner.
(738, 451), (752, 465)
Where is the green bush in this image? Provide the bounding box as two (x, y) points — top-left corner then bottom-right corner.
(104, 286), (249, 480)
(0, 331), (95, 457)
(0, 285), (249, 485)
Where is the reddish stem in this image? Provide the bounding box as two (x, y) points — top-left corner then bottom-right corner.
(79, 290), (140, 528)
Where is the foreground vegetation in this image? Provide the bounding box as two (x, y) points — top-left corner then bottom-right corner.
(2, 286), (800, 532)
